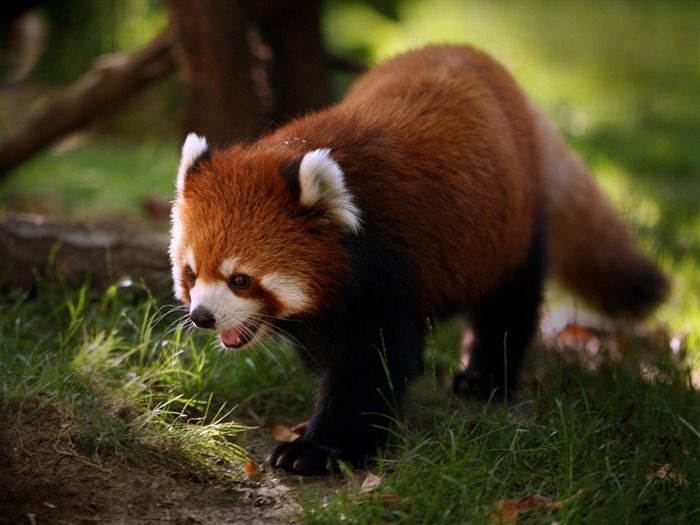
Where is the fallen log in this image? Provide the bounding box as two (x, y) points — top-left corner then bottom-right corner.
(0, 213), (172, 295)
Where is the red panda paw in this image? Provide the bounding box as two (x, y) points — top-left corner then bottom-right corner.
(451, 369), (509, 400)
(268, 439), (345, 476)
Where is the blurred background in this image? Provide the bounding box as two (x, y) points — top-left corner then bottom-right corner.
(0, 0), (698, 340)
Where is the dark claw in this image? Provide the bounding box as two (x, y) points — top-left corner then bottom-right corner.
(269, 439), (345, 476)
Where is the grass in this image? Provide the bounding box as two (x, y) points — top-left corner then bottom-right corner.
(300, 342), (700, 524)
(1, 280), (255, 480)
(1, 0), (699, 523)
(2, 281), (698, 522)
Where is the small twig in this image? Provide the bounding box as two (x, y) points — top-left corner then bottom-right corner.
(52, 442), (111, 473)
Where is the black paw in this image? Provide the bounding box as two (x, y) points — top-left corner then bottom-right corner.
(451, 369), (509, 400)
(268, 439), (345, 476)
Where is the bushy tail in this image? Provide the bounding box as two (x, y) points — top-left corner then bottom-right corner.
(532, 106), (670, 319)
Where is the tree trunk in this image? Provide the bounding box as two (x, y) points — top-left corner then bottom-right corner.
(255, 0), (332, 123)
(165, 0), (262, 147)
(165, 0), (332, 147)
(0, 1), (341, 176)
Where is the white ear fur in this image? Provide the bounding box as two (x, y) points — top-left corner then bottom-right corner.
(298, 148), (362, 234)
(176, 133), (209, 193)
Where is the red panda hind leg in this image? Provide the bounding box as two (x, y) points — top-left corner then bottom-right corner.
(452, 215), (548, 398)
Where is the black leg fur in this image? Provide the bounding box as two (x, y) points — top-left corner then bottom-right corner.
(271, 294), (424, 475)
(452, 219), (548, 399)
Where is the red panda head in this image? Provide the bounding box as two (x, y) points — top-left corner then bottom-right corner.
(169, 134), (361, 349)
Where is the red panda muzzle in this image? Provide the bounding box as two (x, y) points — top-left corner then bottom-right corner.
(190, 305), (260, 348)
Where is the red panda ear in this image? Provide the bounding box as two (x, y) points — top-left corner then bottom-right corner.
(298, 148), (362, 234)
(176, 133), (210, 194)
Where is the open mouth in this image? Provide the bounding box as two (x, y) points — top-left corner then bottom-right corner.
(219, 321), (260, 349)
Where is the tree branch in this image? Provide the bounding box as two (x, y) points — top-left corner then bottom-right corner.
(0, 28), (176, 178)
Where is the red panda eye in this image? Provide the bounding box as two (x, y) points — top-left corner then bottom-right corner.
(184, 265), (196, 284)
(228, 273), (251, 290)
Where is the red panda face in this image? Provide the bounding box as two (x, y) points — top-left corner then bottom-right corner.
(169, 134), (361, 349)
(173, 249), (312, 348)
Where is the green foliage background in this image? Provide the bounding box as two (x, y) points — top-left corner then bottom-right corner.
(1, 2), (698, 522)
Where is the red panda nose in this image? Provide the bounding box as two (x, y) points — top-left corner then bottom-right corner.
(190, 306), (216, 329)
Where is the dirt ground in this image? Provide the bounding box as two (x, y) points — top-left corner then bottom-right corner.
(0, 405), (315, 525)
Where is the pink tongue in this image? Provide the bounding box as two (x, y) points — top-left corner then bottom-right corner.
(220, 327), (246, 347)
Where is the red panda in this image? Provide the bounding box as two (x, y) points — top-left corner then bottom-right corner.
(170, 45), (669, 475)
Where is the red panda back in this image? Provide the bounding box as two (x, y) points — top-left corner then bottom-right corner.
(261, 45), (544, 313)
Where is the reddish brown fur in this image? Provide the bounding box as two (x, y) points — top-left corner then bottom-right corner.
(173, 147), (352, 315)
(256, 46), (543, 314)
(175, 44), (667, 321)
(532, 109), (669, 317)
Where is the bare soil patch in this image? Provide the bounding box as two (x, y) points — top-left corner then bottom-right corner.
(0, 405), (306, 525)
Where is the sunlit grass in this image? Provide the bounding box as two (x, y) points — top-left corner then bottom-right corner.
(5, 276), (696, 520)
(0, 282), (255, 479)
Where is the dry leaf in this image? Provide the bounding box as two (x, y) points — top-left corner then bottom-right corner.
(559, 324), (596, 340)
(516, 494), (555, 511)
(245, 459), (263, 477)
(269, 423), (302, 443)
(490, 499), (519, 525)
(490, 493), (573, 524)
(556, 323), (601, 354)
(361, 472), (382, 492)
(646, 463), (685, 487)
(290, 420), (309, 437)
